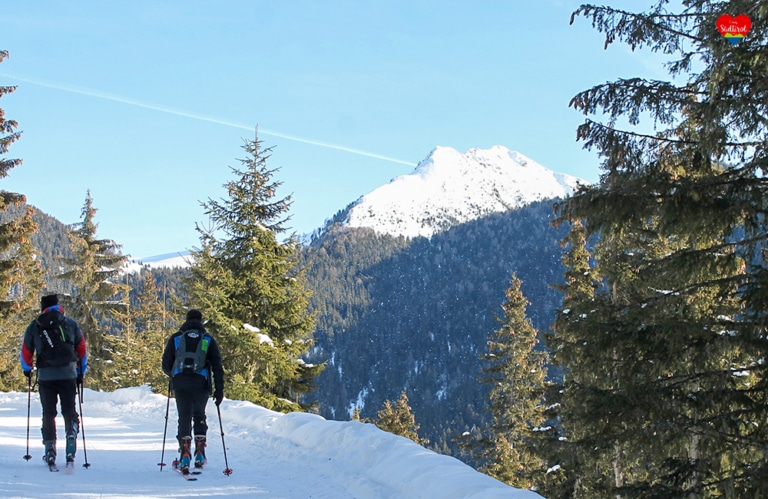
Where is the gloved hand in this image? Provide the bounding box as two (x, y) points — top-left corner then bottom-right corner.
(77, 373), (83, 386)
(214, 390), (224, 407)
(23, 370), (32, 379)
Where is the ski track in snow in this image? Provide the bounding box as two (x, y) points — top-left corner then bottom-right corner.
(0, 387), (540, 499)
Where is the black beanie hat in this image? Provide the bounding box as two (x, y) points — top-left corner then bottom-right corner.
(41, 294), (58, 311)
(186, 309), (203, 321)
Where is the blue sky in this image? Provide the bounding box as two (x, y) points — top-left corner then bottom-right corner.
(2, 1), (662, 259)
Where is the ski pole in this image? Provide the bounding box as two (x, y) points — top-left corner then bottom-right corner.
(23, 373), (32, 461)
(158, 379), (172, 471)
(216, 404), (233, 476)
(77, 380), (91, 468)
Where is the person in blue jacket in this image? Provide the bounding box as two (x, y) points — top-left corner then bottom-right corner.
(20, 294), (87, 465)
(161, 309), (224, 472)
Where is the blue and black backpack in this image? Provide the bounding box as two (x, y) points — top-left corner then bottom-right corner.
(172, 329), (211, 378)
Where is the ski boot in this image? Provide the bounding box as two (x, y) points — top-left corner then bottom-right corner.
(194, 435), (207, 468)
(43, 440), (56, 465)
(178, 436), (192, 473)
(65, 420), (79, 463)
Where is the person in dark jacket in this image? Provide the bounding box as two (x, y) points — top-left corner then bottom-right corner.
(20, 294), (88, 466)
(161, 309), (224, 472)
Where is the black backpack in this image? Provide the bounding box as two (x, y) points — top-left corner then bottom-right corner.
(36, 318), (78, 368)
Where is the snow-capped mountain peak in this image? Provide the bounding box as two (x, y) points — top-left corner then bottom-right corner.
(345, 145), (583, 239)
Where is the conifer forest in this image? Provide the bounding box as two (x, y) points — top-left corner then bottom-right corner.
(1, 2), (767, 497)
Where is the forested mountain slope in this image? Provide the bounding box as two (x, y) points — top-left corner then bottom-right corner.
(300, 199), (567, 455)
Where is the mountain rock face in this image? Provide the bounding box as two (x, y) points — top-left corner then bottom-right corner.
(346, 145), (582, 238)
(301, 147), (584, 459)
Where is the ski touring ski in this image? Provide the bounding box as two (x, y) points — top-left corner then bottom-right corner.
(48, 462), (59, 472)
(173, 467), (198, 481)
(171, 459), (200, 481)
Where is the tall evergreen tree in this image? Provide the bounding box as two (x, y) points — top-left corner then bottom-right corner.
(474, 274), (549, 490)
(0, 51), (44, 391)
(544, 219), (600, 498)
(59, 191), (129, 389)
(553, 2), (768, 497)
(107, 269), (169, 392)
(186, 133), (323, 412)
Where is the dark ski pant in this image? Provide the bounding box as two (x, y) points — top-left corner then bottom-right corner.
(38, 379), (79, 442)
(172, 374), (209, 443)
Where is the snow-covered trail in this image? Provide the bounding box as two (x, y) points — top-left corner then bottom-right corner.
(0, 387), (540, 499)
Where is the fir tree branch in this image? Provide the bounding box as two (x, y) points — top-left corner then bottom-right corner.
(571, 4), (704, 51)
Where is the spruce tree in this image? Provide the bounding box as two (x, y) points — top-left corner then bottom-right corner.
(108, 269), (169, 392)
(351, 407), (362, 421)
(185, 134), (323, 412)
(374, 391), (428, 445)
(59, 191), (129, 389)
(544, 220), (599, 498)
(0, 51), (45, 391)
(475, 274), (548, 490)
(553, 2), (768, 497)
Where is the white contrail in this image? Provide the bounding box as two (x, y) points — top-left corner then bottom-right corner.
(1, 73), (415, 166)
